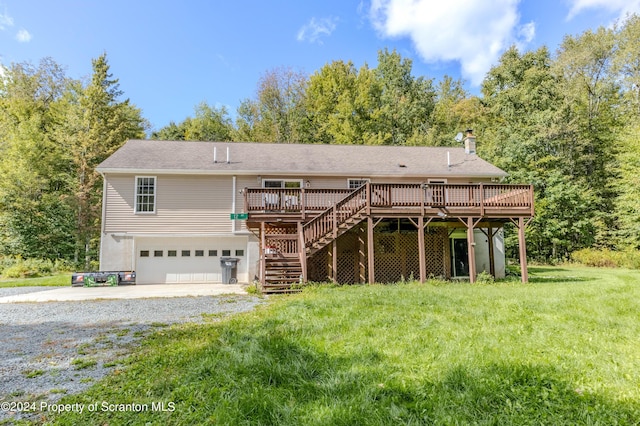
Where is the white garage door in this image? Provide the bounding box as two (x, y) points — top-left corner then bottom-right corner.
(135, 237), (247, 284)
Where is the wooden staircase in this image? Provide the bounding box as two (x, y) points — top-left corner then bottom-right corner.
(260, 185), (368, 293)
(263, 253), (303, 293)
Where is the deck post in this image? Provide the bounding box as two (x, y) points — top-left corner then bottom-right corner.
(331, 203), (338, 283)
(418, 216), (426, 283)
(260, 222), (266, 287)
(488, 225), (495, 277)
(518, 217), (529, 283)
(467, 217), (477, 283)
(366, 182), (371, 215)
(358, 224), (366, 283)
(367, 216), (375, 283)
(331, 240), (338, 283)
(297, 221), (307, 284)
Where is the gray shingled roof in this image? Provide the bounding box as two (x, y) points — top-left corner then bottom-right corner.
(97, 140), (507, 178)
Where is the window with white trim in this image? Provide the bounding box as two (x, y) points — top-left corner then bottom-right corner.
(263, 179), (302, 188)
(135, 176), (156, 213)
(348, 179), (370, 189)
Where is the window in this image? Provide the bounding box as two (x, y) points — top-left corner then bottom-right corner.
(426, 179), (448, 206)
(208, 250), (218, 257)
(195, 250), (204, 257)
(222, 249), (231, 257)
(154, 250), (163, 257)
(263, 179), (302, 188)
(181, 250), (191, 257)
(235, 249), (244, 256)
(140, 250), (149, 257)
(348, 179), (370, 190)
(168, 250), (177, 257)
(135, 176), (156, 213)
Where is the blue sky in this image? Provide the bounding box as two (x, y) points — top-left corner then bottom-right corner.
(1, 0), (639, 132)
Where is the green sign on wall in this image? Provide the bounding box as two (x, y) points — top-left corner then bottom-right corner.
(230, 213), (248, 220)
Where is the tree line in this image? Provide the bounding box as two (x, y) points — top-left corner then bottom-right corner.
(2, 17), (640, 268)
(0, 54), (146, 268)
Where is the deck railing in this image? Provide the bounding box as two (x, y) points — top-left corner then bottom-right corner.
(244, 183), (534, 217)
(244, 188), (353, 213)
(303, 184), (368, 247)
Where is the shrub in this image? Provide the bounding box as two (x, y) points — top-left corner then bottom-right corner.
(571, 248), (640, 269)
(475, 270), (495, 284)
(0, 256), (72, 279)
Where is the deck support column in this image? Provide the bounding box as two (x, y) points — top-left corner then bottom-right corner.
(367, 216), (375, 284)
(297, 221), (307, 284)
(518, 217), (529, 283)
(467, 217), (477, 283)
(331, 240), (338, 283)
(260, 222), (266, 287)
(418, 216), (426, 283)
(358, 224), (366, 283)
(488, 225), (495, 277)
(331, 203), (338, 283)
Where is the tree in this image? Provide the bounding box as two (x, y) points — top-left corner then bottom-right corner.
(481, 46), (602, 260)
(426, 76), (485, 146)
(151, 102), (233, 141)
(371, 49), (435, 145)
(612, 15), (640, 247)
(553, 27), (621, 245)
(58, 53), (147, 267)
(305, 60), (380, 144)
(0, 58), (75, 259)
(234, 67), (308, 143)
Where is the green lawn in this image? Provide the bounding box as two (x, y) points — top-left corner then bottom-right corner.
(0, 273), (70, 287)
(44, 266), (640, 425)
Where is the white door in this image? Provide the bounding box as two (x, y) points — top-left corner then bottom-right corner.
(135, 237), (247, 284)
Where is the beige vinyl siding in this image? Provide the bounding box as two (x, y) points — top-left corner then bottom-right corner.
(235, 175), (256, 232)
(104, 174), (233, 234)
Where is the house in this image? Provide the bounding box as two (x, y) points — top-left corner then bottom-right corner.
(96, 135), (534, 291)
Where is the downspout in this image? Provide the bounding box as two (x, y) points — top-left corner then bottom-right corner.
(232, 176), (237, 233)
(98, 171), (107, 270)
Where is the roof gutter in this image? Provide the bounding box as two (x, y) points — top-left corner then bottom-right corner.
(95, 167), (508, 178)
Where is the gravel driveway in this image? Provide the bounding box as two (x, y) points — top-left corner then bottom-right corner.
(0, 287), (263, 423)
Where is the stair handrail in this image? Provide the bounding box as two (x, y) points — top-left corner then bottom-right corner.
(302, 184), (368, 248)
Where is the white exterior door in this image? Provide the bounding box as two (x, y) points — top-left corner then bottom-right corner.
(135, 237), (248, 284)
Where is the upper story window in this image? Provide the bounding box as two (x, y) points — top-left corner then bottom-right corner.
(348, 179), (370, 189)
(135, 176), (156, 214)
(263, 179), (302, 188)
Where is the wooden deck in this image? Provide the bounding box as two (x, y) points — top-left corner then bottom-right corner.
(244, 183), (534, 220)
(244, 183), (534, 291)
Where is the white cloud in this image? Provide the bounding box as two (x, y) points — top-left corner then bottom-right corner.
(369, 0), (534, 86)
(297, 17), (338, 44)
(567, 0), (640, 20)
(0, 9), (14, 30)
(15, 28), (31, 42)
(518, 21), (535, 44)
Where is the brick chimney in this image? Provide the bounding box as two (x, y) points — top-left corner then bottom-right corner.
(464, 129), (476, 154)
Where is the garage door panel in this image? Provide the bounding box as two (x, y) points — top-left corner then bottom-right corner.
(136, 237), (247, 284)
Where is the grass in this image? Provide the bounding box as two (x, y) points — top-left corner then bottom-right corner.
(45, 266), (640, 425)
(71, 358), (97, 370)
(22, 369), (45, 379)
(0, 273), (70, 287)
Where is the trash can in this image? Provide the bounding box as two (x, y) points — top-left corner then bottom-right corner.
(220, 257), (239, 284)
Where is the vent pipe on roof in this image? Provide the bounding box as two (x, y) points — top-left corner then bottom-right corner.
(226, 147), (230, 164)
(214, 147), (217, 163)
(464, 129), (476, 155)
(447, 151), (451, 169)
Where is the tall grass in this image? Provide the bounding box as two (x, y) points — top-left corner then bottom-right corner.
(0, 256), (72, 279)
(45, 266), (640, 425)
(0, 273), (70, 287)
